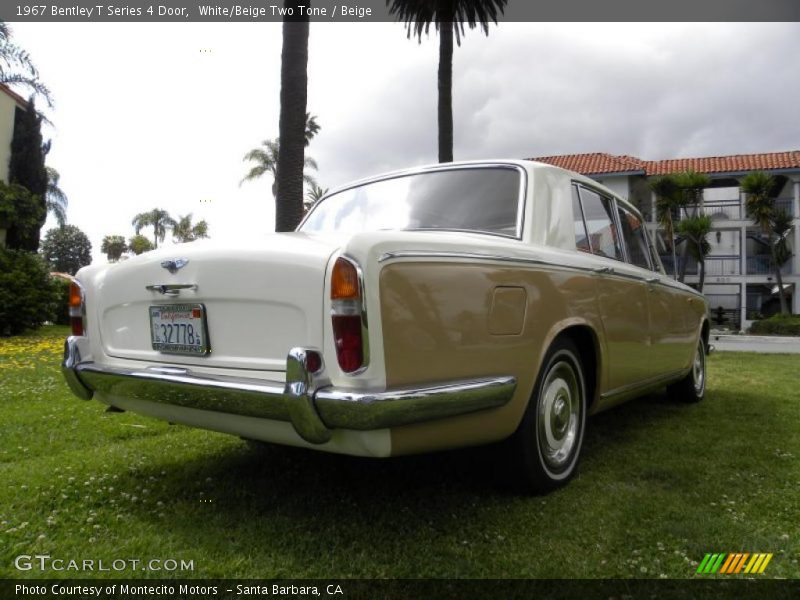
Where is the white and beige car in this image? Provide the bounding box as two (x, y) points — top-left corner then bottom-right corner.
(62, 160), (709, 491)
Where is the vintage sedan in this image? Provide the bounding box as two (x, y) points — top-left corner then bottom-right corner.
(62, 160), (709, 492)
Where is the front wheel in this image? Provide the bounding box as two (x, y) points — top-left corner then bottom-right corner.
(667, 337), (706, 403)
(506, 338), (587, 493)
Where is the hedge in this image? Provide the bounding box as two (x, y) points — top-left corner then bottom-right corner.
(0, 248), (59, 336)
(749, 314), (800, 336)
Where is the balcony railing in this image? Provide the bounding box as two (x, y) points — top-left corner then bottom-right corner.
(704, 256), (741, 276)
(679, 202), (742, 221)
(774, 198), (795, 217)
(746, 256), (793, 275)
(676, 197), (796, 222)
(660, 255), (793, 277)
(705, 294), (741, 328)
(659, 256), (698, 276)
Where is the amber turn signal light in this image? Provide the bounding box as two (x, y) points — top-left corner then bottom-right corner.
(68, 281), (84, 336)
(331, 257), (359, 300)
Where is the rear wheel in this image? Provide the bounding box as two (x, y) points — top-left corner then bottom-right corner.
(667, 338), (706, 403)
(506, 338), (587, 493)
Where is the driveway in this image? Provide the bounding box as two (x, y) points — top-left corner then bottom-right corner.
(710, 334), (800, 354)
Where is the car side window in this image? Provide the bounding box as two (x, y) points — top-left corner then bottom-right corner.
(571, 185), (591, 253)
(616, 205), (651, 269)
(577, 187), (623, 261)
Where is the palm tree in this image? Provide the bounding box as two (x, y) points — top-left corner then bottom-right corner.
(131, 209), (176, 250)
(674, 171), (710, 281)
(304, 183), (328, 214)
(677, 215), (712, 292)
(387, 0), (507, 163)
(241, 138), (318, 198)
(649, 174), (681, 278)
(101, 235), (127, 262)
(675, 171), (711, 214)
(45, 166), (67, 227)
(173, 214), (210, 243)
(274, 1), (310, 232)
(741, 171), (789, 314)
(0, 22), (53, 107)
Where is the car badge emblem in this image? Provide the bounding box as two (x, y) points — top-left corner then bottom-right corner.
(161, 258), (189, 274)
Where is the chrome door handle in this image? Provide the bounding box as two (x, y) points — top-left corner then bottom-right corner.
(645, 277), (660, 284)
(593, 266), (614, 274)
(146, 284), (198, 296)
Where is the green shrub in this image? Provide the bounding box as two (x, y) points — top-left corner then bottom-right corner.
(749, 314), (800, 336)
(51, 276), (71, 326)
(0, 248), (59, 336)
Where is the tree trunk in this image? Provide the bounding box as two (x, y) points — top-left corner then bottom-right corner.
(274, 1), (310, 232)
(667, 213), (678, 279)
(437, 22), (454, 164)
(772, 242), (789, 314)
(698, 257), (705, 293)
(677, 238), (689, 282)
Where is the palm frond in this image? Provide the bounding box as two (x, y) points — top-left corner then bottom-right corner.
(46, 198), (67, 227)
(386, 0), (508, 45)
(304, 113), (320, 146)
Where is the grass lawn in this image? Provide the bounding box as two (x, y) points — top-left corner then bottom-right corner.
(1, 326), (798, 579)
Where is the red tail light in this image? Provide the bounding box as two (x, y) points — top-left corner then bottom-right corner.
(331, 257), (365, 374)
(332, 315), (363, 373)
(68, 281), (85, 336)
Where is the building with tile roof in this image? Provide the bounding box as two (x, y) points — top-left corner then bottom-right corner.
(0, 84), (31, 248)
(530, 151), (800, 328)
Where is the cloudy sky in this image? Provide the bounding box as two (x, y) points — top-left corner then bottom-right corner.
(8, 21), (800, 262)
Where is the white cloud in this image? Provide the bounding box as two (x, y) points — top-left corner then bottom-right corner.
(7, 21), (799, 263)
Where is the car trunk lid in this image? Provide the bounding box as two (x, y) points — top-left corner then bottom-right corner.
(95, 233), (342, 372)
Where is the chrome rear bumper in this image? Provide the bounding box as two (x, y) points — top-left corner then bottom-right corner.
(62, 336), (516, 445)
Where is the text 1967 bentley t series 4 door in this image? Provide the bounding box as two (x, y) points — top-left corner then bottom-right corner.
(63, 160), (709, 492)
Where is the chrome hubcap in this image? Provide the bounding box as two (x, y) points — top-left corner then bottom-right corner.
(538, 358), (581, 471)
(693, 341), (705, 394)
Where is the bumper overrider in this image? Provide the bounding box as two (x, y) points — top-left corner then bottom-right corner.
(62, 336), (516, 444)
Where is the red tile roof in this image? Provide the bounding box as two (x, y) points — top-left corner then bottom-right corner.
(0, 83), (30, 110)
(529, 151), (800, 177)
(530, 153), (645, 175)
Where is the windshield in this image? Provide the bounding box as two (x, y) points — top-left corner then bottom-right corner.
(299, 167), (523, 238)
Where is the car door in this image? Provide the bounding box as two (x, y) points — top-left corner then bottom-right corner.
(614, 202), (685, 376)
(575, 185), (651, 391)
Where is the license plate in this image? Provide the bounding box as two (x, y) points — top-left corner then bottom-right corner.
(149, 304), (210, 355)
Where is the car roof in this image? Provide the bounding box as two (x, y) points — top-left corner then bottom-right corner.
(323, 159), (643, 219)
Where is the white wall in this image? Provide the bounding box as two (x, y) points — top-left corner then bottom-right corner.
(0, 92), (17, 183)
(596, 176), (630, 200)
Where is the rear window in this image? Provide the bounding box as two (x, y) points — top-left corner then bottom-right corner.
(300, 167), (523, 237)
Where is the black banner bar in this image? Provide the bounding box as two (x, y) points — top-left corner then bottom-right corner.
(2, 0), (800, 23)
(4, 579), (800, 600)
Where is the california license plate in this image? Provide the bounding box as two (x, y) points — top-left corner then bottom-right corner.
(149, 304), (209, 355)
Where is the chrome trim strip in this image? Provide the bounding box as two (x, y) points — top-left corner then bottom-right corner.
(61, 338), (516, 445)
(377, 250), (706, 297)
(337, 254), (370, 374)
(315, 376), (516, 431)
(600, 369), (686, 400)
(379, 250), (626, 279)
(146, 284), (198, 296)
